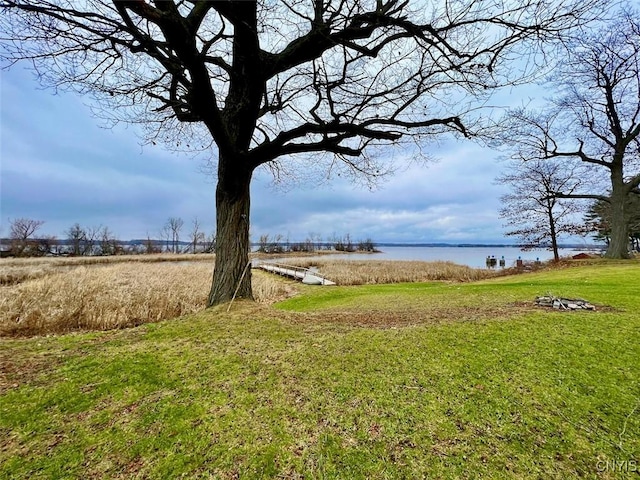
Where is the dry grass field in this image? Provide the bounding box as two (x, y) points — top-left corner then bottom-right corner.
(0, 255), (294, 337)
(0, 253), (215, 285)
(0, 254), (512, 337)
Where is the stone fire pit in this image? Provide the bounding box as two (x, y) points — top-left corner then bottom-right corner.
(535, 295), (596, 311)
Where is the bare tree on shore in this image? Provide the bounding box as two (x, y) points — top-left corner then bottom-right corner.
(8, 217), (45, 256)
(66, 223), (101, 256)
(99, 226), (120, 256)
(163, 217), (184, 254)
(1, 0), (608, 304)
(497, 160), (586, 261)
(189, 217), (205, 254)
(495, 9), (640, 259)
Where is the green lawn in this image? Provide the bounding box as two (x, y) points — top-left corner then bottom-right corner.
(1, 262), (639, 479)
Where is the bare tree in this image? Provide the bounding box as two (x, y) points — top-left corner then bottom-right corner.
(35, 235), (58, 256)
(495, 9), (640, 259)
(189, 217), (205, 254)
(144, 232), (161, 255)
(257, 234), (270, 254)
(160, 224), (171, 253)
(66, 223), (87, 256)
(0, 0), (607, 304)
(202, 231), (216, 254)
(334, 233), (355, 252)
(357, 238), (377, 252)
(164, 217), (184, 254)
(257, 233), (284, 254)
(99, 226), (120, 255)
(309, 232), (323, 252)
(497, 159), (586, 261)
(9, 217), (45, 256)
(66, 223), (101, 255)
(85, 225), (101, 255)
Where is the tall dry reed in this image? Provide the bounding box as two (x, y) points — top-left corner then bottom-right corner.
(286, 259), (500, 285)
(0, 254), (216, 286)
(0, 263), (293, 337)
(0, 256), (506, 337)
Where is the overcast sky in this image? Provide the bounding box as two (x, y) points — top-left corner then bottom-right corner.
(1, 63), (527, 244)
(2, 0), (634, 247)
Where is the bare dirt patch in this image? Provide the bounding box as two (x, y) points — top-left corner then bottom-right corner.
(286, 302), (540, 329)
(0, 344), (65, 394)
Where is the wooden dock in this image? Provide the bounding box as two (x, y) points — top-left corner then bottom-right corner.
(255, 262), (336, 285)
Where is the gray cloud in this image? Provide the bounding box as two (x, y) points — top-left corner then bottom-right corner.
(249, 146), (509, 243)
(2, 66), (510, 243)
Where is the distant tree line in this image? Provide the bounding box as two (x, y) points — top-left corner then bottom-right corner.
(2, 217), (377, 258)
(2, 218), (129, 257)
(1, 216), (216, 258)
(255, 233), (377, 254)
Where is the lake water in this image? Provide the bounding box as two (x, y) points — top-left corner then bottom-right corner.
(265, 246), (598, 269)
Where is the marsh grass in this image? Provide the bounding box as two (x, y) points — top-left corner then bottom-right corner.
(0, 254), (572, 337)
(0, 253), (216, 268)
(0, 255), (507, 337)
(287, 259), (504, 284)
(0, 253), (215, 286)
(0, 262), (293, 337)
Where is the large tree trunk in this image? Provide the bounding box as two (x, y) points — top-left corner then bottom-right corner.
(604, 173), (631, 259)
(208, 157), (254, 306)
(547, 205), (560, 262)
(605, 196), (630, 259)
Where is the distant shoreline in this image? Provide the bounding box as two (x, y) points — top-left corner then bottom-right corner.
(369, 243), (603, 249)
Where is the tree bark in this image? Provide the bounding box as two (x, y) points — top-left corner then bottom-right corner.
(208, 155), (254, 306)
(605, 179), (630, 259)
(547, 205), (560, 262)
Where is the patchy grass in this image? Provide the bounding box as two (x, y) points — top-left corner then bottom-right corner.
(277, 260), (639, 321)
(1, 261), (639, 478)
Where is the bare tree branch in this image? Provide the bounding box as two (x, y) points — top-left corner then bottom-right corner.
(0, 0), (610, 302)
(493, 9), (640, 258)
